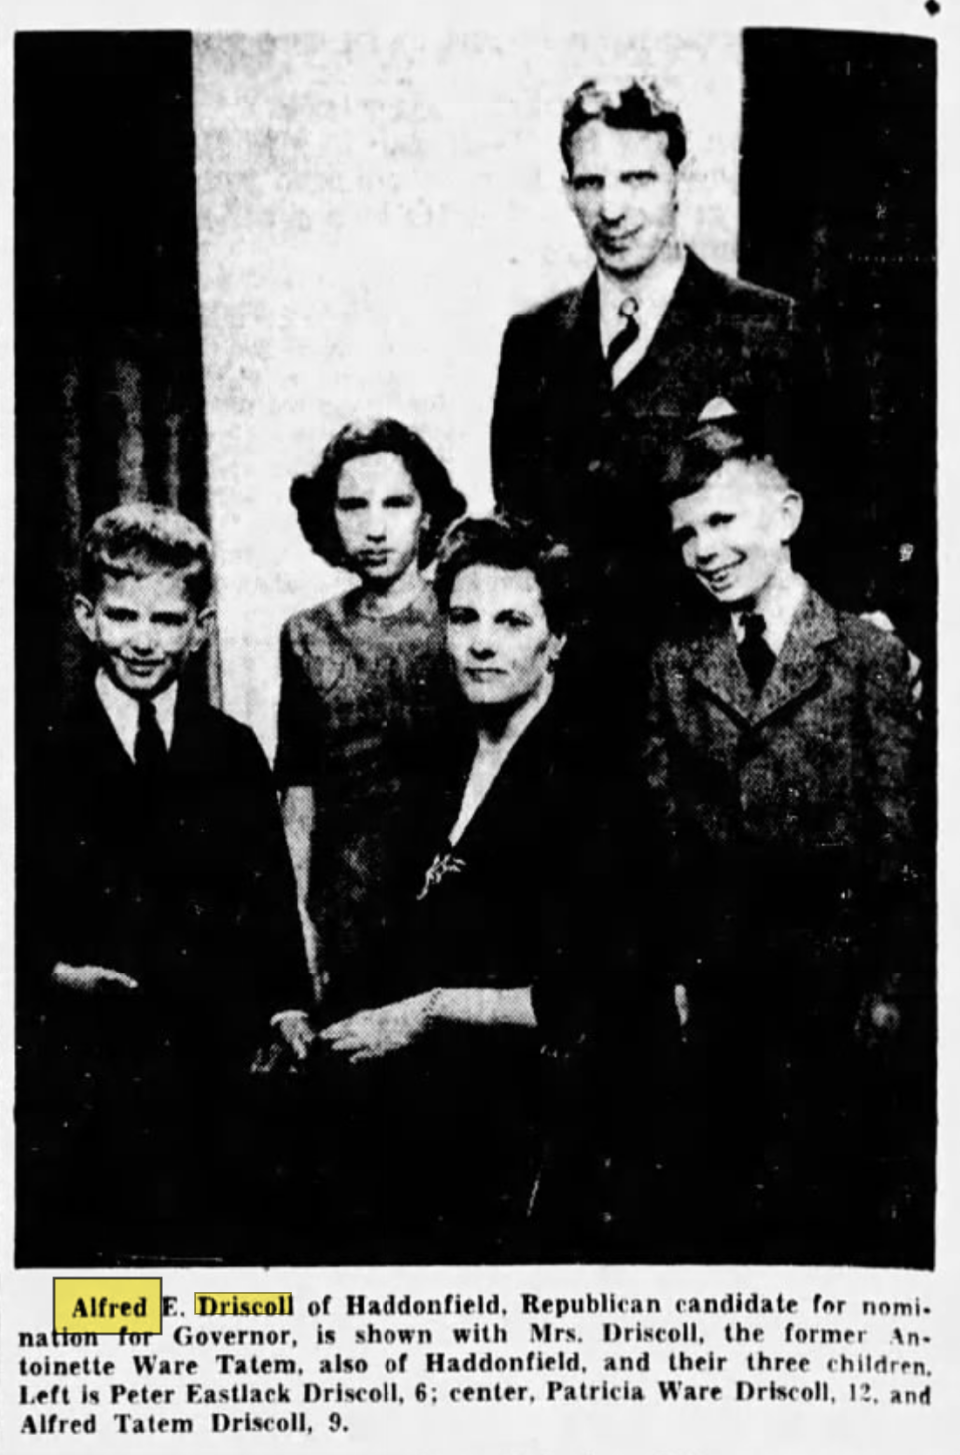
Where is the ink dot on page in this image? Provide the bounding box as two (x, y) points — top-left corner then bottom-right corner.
(925, 0), (939, 16)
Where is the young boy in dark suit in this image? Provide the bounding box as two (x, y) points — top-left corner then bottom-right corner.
(646, 418), (922, 1264)
(20, 504), (312, 1263)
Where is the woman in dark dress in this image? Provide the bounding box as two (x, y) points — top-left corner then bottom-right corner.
(316, 515), (615, 1260)
(276, 419), (465, 999)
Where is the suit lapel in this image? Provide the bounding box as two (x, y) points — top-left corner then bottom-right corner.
(168, 691), (195, 771)
(689, 626), (755, 725)
(751, 588), (838, 725)
(551, 255), (729, 434)
(74, 685), (138, 777)
(615, 251), (726, 417)
(688, 588), (838, 728)
(167, 691), (223, 778)
(555, 273), (609, 399)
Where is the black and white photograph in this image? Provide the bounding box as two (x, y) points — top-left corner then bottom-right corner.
(11, 14), (938, 1288)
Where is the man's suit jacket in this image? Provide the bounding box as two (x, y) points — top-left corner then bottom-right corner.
(491, 253), (832, 714)
(26, 685), (309, 1074)
(493, 250), (804, 517)
(644, 586), (917, 1025)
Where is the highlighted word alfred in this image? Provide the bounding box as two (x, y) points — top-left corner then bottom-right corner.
(54, 1278), (162, 1335)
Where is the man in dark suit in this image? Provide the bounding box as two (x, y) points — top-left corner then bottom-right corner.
(18, 504), (312, 1263)
(491, 77), (821, 732)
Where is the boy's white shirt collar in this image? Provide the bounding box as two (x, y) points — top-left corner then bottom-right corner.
(732, 571), (808, 657)
(95, 670), (178, 760)
(597, 241), (687, 386)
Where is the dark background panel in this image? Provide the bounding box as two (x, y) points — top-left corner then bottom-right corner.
(15, 34), (214, 1269)
(740, 28), (936, 660)
(741, 29), (936, 1270)
(15, 30), (211, 734)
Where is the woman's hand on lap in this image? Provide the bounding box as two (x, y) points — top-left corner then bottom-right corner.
(320, 993), (436, 1062)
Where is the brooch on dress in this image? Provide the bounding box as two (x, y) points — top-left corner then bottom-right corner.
(417, 849), (467, 900)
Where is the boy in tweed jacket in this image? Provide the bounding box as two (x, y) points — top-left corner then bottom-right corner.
(646, 417), (921, 1264)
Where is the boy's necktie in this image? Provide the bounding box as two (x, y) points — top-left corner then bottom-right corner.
(606, 295), (640, 383)
(134, 698), (167, 772)
(738, 612), (776, 696)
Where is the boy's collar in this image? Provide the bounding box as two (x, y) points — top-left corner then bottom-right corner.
(731, 571), (807, 657)
(95, 671), (179, 759)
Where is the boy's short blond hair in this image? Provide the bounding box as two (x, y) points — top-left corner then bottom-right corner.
(79, 503), (213, 608)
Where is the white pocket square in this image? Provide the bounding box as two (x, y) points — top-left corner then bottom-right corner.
(698, 396), (738, 422)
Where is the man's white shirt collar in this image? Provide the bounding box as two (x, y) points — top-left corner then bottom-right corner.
(732, 573), (807, 658)
(95, 670), (178, 760)
(598, 242), (687, 386)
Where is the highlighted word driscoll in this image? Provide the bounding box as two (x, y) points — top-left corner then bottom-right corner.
(194, 1293), (294, 1316)
(53, 1279), (162, 1335)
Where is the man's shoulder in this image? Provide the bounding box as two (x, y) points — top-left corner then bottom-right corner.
(702, 263), (796, 313)
(503, 281), (588, 337)
(504, 254), (796, 336)
(686, 251), (797, 321)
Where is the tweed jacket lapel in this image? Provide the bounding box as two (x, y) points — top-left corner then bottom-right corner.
(688, 586), (838, 728)
(689, 624), (755, 725)
(751, 586), (838, 726)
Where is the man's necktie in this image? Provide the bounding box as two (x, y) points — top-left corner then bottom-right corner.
(738, 612), (776, 697)
(606, 295), (640, 382)
(134, 697), (167, 772)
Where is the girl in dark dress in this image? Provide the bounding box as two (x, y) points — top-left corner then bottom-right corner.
(276, 419), (465, 1000)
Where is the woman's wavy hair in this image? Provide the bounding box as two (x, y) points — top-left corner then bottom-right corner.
(289, 418), (466, 568)
(434, 513), (574, 637)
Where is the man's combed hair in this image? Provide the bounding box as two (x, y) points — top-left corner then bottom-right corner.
(560, 76), (687, 172)
(79, 503), (214, 607)
(434, 513), (574, 637)
(289, 417), (466, 568)
(662, 416), (795, 504)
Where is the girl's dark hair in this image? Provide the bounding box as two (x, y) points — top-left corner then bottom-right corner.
(289, 418), (466, 567)
(434, 513), (574, 636)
